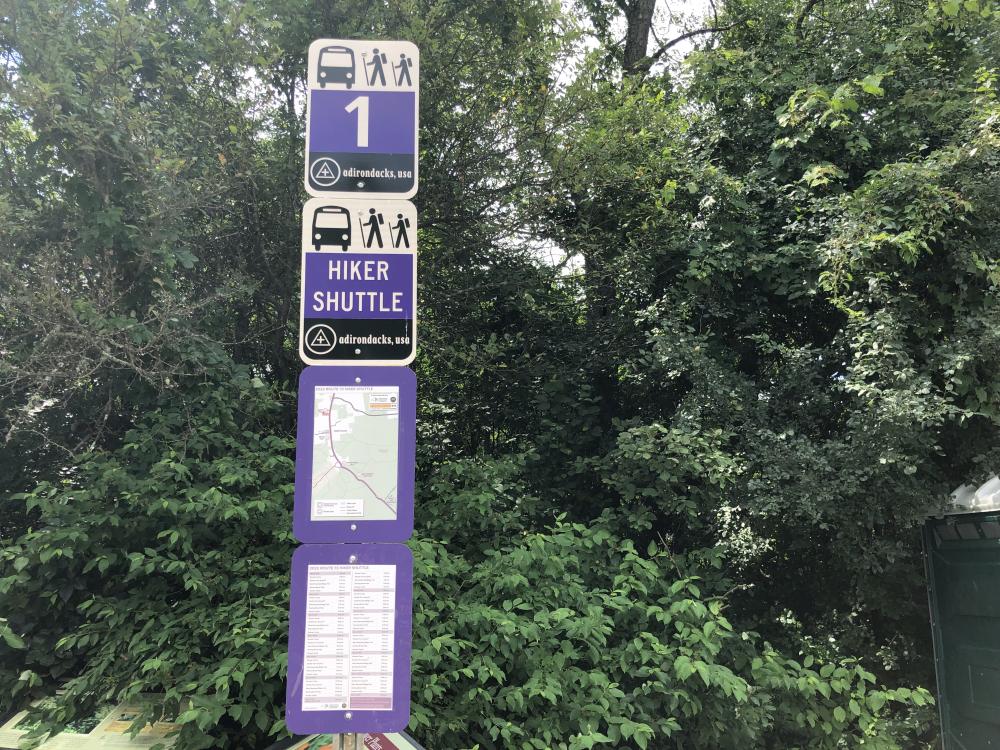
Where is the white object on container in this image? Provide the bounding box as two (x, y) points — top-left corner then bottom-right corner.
(944, 475), (1000, 515)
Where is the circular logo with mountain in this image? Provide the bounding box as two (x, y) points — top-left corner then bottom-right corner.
(310, 158), (341, 187)
(304, 324), (337, 355)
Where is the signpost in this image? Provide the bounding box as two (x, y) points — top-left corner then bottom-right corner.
(305, 40), (419, 199)
(294, 367), (416, 543)
(288, 37), (420, 743)
(299, 198), (417, 366)
(265, 731), (428, 750)
(286, 544), (413, 735)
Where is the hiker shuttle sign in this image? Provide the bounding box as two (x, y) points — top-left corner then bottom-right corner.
(299, 198), (417, 366)
(306, 40), (419, 199)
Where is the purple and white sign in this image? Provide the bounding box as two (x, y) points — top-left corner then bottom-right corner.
(286, 543), (413, 734)
(298, 248), (416, 366)
(294, 366), (416, 543)
(306, 39), (419, 199)
(298, 198), (417, 366)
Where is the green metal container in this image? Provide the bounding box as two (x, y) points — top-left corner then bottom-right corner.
(925, 509), (1000, 748)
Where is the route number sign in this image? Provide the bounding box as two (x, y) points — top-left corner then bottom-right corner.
(299, 198), (417, 366)
(286, 544), (413, 735)
(293, 366), (416, 543)
(306, 40), (419, 199)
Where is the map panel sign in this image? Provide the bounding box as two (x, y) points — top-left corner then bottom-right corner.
(286, 544), (413, 735)
(294, 366), (415, 543)
(306, 40), (418, 199)
(299, 198), (416, 366)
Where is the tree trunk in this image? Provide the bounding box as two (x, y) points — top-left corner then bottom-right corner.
(623, 0), (657, 72)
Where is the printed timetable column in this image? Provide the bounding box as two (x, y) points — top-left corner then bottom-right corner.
(301, 564), (353, 711)
(346, 565), (395, 709)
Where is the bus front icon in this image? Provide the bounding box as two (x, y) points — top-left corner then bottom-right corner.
(317, 45), (355, 89)
(313, 206), (351, 251)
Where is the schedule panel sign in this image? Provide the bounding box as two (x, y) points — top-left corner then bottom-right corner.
(286, 544), (413, 735)
(306, 39), (419, 199)
(293, 366), (416, 543)
(299, 198), (417, 366)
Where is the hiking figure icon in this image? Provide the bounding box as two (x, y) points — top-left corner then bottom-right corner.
(364, 48), (389, 87)
(391, 213), (411, 248)
(393, 53), (413, 87)
(361, 208), (385, 248)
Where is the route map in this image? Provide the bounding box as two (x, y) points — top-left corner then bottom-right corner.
(311, 385), (399, 521)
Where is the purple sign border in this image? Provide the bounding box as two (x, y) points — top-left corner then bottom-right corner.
(294, 366), (416, 544)
(285, 543), (413, 734)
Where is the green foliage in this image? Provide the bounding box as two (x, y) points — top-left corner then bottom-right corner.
(410, 520), (932, 749)
(2, 376), (294, 748)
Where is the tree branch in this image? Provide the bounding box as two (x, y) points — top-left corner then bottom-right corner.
(795, 0), (821, 38)
(629, 21), (741, 72)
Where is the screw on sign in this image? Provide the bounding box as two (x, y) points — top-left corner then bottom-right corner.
(305, 40), (419, 199)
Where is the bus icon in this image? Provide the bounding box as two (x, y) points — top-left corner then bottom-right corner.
(312, 206), (351, 251)
(317, 45), (355, 88)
